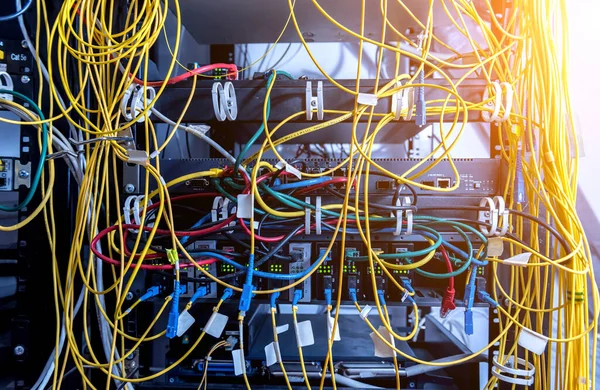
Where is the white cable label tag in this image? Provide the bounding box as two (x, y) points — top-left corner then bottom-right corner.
(357, 93), (378, 106)
(177, 310), (195, 337)
(127, 150), (148, 166)
(294, 320), (315, 347)
(370, 325), (396, 358)
(264, 341), (282, 366)
(487, 237), (504, 257)
(360, 305), (373, 319)
(327, 315), (341, 341)
(504, 253), (531, 267)
(401, 292), (409, 302)
(276, 324), (289, 334)
(517, 328), (548, 355)
(232, 349), (246, 375)
(276, 160), (302, 179)
(204, 312), (228, 338)
(236, 194), (254, 219)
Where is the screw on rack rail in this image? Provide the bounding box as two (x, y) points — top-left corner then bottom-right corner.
(13, 345), (25, 356)
(18, 170), (29, 179)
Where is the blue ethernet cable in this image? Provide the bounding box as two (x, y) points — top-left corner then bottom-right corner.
(270, 177), (331, 191)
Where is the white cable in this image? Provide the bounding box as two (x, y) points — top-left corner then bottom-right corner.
(150, 108), (250, 180)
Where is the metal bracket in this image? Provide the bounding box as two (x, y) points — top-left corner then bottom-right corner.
(13, 160), (31, 190)
(306, 81), (324, 120)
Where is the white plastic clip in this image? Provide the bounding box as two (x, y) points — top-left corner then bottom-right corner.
(401, 197), (413, 235)
(482, 81), (513, 123)
(304, 197), (311, 235)
(220, 81), (238, 121)
(212, 197), (224, 223)
(212, 83), (226, 121)
(0, 72), (14, 102)
(306, 81), (324, 120)
(478, 197), (498, 237)
(392, 197), (403, 236)
(491, 354), (535, 386)
(482, 81), (502, 123)
(493, 196), (509, 236)
(121, 84), (156, 123)
(391, 83), (414, 121)
(315, 196), (322, 235)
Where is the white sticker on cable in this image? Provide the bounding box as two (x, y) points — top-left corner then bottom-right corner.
(294, 320), (315, 347)
(275, 160), (302, 179)
(517, 328), (548, 355)
(127, 150), (148, 166)
(286, 163), (302, 179)
(177, 310), (195, 337)
(504, 252), (531, 267)
(204, 312), (228, 338)
(401, 292), (409, 302)
(232, 349), (246, 376)
(357, 93), (378, 106)
(236, 194), (254, 219)
(487, 237), (504, 257)
(264, 341), (282, 367)
(188, 124), (211, 135)
(360, 371), (376, 378)
(276, 324), (289, 334)
(326, 315), (341, 341)
(370, 325), (396, 358)
(360, 305), (373, 319)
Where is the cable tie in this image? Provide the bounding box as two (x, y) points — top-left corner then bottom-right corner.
(306, 80), (324, 120)
(492, 355), (536, 378)
(478, 197), (498, 237)
(212, 196), (224, 223)
(212, 82), (227, 121)
(392, 197), (403, 236)
(315, 196), (322, 235)
(491, 366), (534, 386)
(222, 81), (238, 121)
(493, 196), (509, 236)
(481, 81), (502, 123)
(401, 196), (413, 235)
(304, 197), (311, 235)
(499, 82), (513, 122)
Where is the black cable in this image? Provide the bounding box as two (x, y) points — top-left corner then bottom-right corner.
(218, 223), (305, 281)
(392, 181), (418, 206)
(325, 187), (418, 212)
(185, 130), (192, 158)
(417, 206), (571, 253)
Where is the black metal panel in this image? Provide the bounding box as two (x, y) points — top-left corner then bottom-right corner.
(152, 78), (487, 124)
